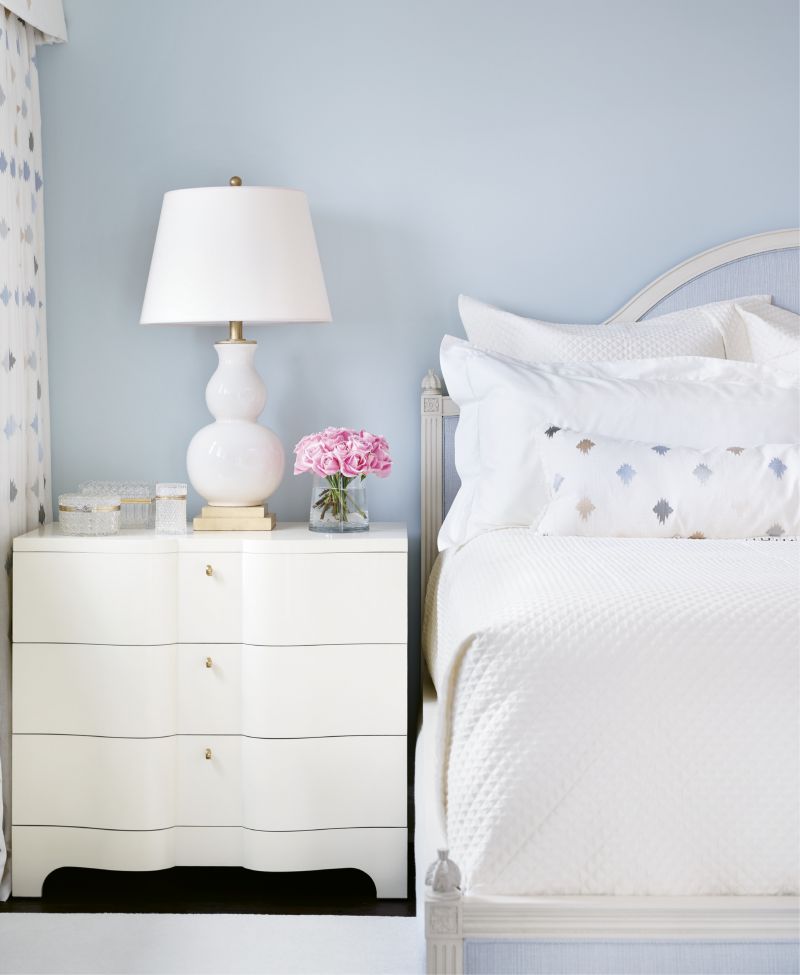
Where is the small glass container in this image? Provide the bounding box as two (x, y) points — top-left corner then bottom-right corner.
(80, 480), (153, 529)
(58, 494), (121, 536)
(155, 482), (188, 535)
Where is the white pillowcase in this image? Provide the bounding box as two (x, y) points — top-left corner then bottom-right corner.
(725, 301), (800, 377)
(458, 293), (772, 363)
(439, 337), (800, 549)
(535, 428), (799, 539)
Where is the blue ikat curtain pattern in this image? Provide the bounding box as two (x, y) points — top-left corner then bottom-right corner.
(0, 5), (62, 900)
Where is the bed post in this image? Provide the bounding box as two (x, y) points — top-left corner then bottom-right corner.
(421, 369), (444, 602)
(425, 849), (464, 974)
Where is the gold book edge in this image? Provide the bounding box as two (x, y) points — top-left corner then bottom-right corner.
(193, 514), (277, 532)
(201, 505), (268, 519)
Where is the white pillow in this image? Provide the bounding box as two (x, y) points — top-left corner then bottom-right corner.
(724, 301), (800, 377)
(458, 293), (772, 363)
(535, 428), (799, 539)
(439, 337), (800, 549)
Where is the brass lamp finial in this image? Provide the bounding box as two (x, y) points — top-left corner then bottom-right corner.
(229, 175), (242, 187)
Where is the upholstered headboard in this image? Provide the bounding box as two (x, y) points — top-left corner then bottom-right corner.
(420, 229), (800, 592)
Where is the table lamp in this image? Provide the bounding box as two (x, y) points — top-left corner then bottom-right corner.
(140, 177), (331, 523)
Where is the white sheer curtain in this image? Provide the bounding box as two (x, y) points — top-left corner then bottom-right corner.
(0, 3), (65, 900)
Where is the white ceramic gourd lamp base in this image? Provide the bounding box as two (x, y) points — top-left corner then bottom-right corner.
(186, 340), (284, 507)
(139, 176), (331, 510)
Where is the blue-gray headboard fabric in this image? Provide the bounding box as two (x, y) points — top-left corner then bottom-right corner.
(643, 249), (800, 318)
(439, 238), (800, 525)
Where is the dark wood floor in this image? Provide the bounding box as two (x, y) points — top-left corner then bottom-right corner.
(0, 862), (415, 916)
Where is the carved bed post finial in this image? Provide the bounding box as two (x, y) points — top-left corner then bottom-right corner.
(422, 369), (443, 394)
(426, 848), (461, 893)
(425, 850), (464, 974)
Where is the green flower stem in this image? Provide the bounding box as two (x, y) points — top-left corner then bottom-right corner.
(312, 473), (367, 522)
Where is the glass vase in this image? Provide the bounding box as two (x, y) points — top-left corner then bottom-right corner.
(309, 474), (369, 532)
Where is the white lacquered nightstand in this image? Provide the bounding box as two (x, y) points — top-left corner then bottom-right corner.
(11, 522), (408, 898)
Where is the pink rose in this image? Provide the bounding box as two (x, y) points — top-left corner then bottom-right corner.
(325, 427), (349, 444)
(294, 427), (391, 480)
(369, 447), (392, 478)
(293, 432), (325, 474)
(321, 431), (348, 455)
(314, 453), (341, 477)
(350, 434), (372, 455)
(342, 452), (369, 477)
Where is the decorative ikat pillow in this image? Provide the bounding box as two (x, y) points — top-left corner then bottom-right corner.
(535, 428), (799, 539)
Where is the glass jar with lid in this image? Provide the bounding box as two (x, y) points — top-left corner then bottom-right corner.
(80, 480), (153, 529)
(155, 483), (188, 535)
(58, 494), (121, 536)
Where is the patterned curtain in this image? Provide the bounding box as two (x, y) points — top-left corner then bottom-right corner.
(0, 8), (54, 899)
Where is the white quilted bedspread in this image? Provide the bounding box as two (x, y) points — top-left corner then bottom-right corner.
(423, 530), (800, 897)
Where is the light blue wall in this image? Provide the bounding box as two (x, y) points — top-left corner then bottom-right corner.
(38, 0), (800, 678)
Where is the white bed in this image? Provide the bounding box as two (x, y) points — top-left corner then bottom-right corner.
(416, 230), (800, 975)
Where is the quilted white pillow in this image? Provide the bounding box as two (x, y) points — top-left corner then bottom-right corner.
(439, 337), (800, 549)
(458, 294), (772, 363)
(724, 301), (800, 377)
(535, 428), (799, 539)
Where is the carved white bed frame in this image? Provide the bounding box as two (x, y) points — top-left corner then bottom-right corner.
(418, 229), (800, 974)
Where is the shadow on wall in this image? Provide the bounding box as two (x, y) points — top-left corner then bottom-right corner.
(261, 212), (437, 750)
(268, 208), (439, 524)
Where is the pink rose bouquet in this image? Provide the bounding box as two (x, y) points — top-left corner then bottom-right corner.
(294, 427), (392, 526)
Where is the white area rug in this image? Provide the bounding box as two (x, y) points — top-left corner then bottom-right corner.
(0, 913), (421, 974)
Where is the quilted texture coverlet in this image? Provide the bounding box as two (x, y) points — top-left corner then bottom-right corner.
(423, 530), (800, 896)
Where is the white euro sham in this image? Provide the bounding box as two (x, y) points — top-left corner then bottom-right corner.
(438, 337), (800, 549)
(458, 293), (772, 363)
(727, 301), (800, 377)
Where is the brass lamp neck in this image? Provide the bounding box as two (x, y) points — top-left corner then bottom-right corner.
(220, 179), (254, 343)
(222, 321), (255, 344)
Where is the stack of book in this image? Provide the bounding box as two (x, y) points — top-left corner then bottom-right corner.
(192, 505), (276, 532)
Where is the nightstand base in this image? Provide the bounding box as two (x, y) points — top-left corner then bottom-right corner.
(12, 825), (408, 899)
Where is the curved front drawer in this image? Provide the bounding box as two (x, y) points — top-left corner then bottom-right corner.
(13, 735), (179, 830)
(242, 736), (406, 831)
(14, 642), (407, 738)
(13, 734), (404, 832)
(178, 644), (241, 734)
(12, 735), (242, 830)
(13, 644), (178, 737)
(242, 553), (406, 646)
(13, 552), (176, 645)
(177, 736), (242, 826)
(178, 554), (242, 643)
(238, 644), (406, 737)
(177, 643), (406, 737)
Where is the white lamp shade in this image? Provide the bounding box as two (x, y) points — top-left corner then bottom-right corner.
(140, 185), (332, 325)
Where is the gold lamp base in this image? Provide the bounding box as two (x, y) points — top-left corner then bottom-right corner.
(193, 505), (276, 532)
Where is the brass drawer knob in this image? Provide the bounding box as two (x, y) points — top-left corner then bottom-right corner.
(205, 564), (213, 576)
(205, 748), (212, 760)
(204, 656), (213, 669)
